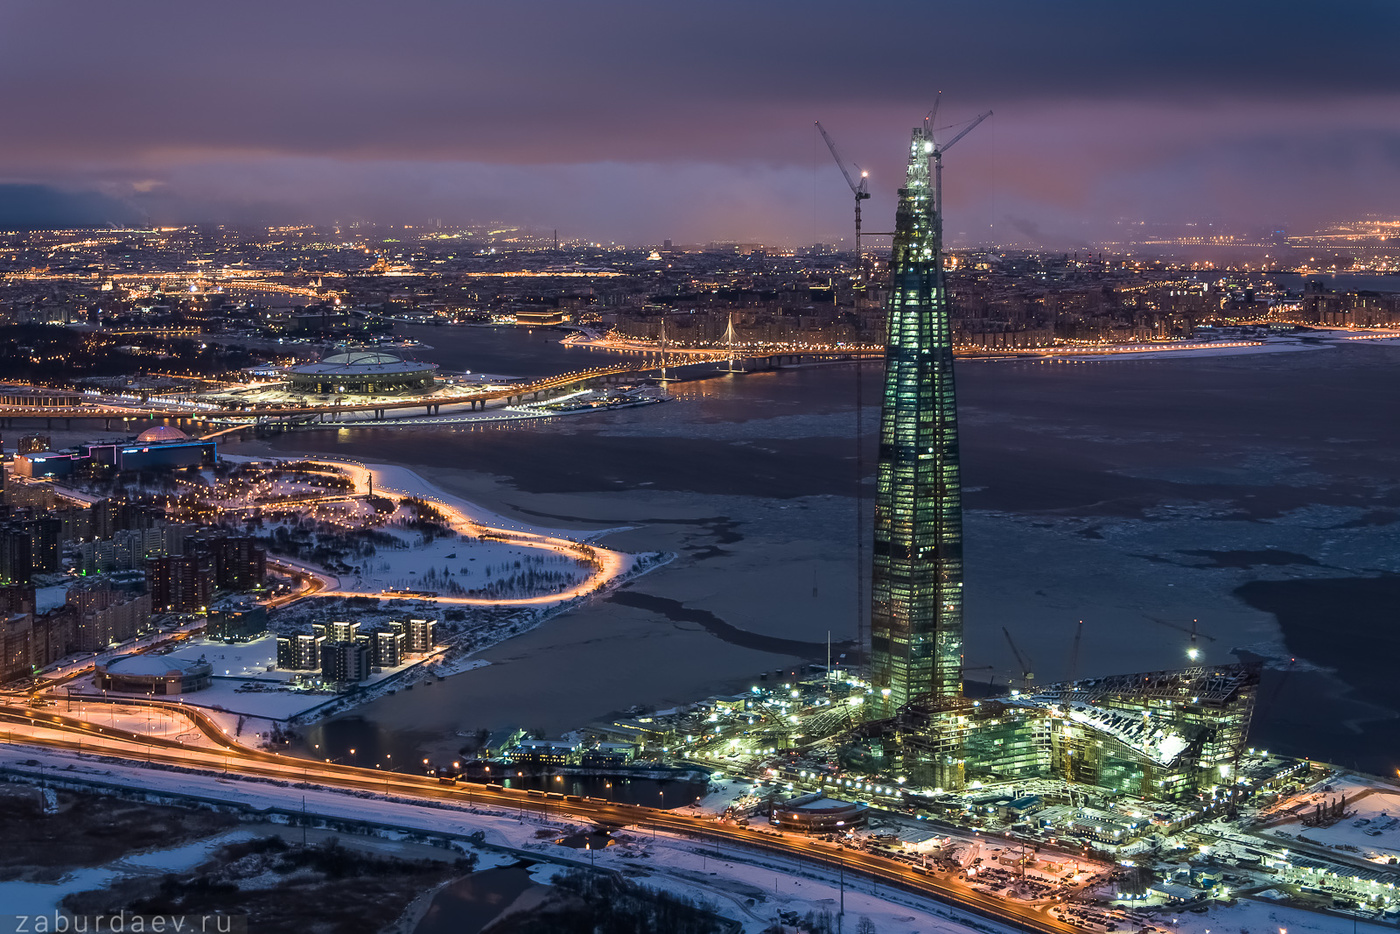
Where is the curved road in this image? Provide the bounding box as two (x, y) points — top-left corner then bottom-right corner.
(0, 700), (1074, 934)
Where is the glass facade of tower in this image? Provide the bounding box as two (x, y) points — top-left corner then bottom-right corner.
(868, 128), (964, 717)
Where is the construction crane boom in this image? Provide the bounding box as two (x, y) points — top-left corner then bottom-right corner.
(940, 110), (993, 156)
(816, 121), (874, 659)
(1145, 616), (1214, 661)
(815, 121), (871, 261)
(928, 107), (993, 239)
(1002, 627), (1035, 688)
(816, 122), (865, 196)
(1068, 620), (1084, 682)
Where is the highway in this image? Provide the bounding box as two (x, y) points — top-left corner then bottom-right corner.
(0, 698), (1077, 934)
(263, 555), (336, 607)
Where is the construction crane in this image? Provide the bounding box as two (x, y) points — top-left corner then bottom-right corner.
(815, 121), (875, 663)
(1002, 627), (1035, 690)
(1146, 616), (1215, 661)
(1067, 620), (1084, 682)
(925, 105), (993, 241)
(1257, 655), (1298, 723)
(963, 663), (998, 694)
(815, 121), (871, 262)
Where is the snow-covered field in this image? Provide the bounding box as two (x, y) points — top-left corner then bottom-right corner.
(0, 746), (1010, 934)
(1162, 898), (1396, 934)
(1259, 775), (1400, 862)
(66, 634), (443, 745)
(8, 743), (1388, 934)
(38, 701), (212, 747)
(0, 826), (260, 923)
(226, 457), (649, 604)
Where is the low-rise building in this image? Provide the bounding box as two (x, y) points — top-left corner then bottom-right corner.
(95, 653), (213, 695)
(770, 793), (868, 834)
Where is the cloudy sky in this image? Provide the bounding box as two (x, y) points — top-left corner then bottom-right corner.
(1, 0), (1396, 245)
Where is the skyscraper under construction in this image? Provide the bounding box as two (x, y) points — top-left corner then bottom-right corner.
(861, 120), (1259, 798)
(868, 125), (964, 718)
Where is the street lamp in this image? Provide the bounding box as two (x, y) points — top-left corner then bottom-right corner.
(835, 820), (847, 918)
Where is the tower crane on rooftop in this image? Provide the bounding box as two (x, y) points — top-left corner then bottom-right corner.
(815, 121), (871, 264)
(924, 100), (993, 243)
(1146, 616), (1215, 661)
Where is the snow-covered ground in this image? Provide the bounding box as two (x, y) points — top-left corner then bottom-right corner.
(0, 746), (1010, 934)
(62, 635), (438, 736)
(9, 742), (1385, 934)
(1158, 898), (1396, 934)
(0, 827), (260, 925)
(350, 460), (629, 540)
(44, 701), (213, 747)
(1258, 775), (1400, 863)
(224, 456), (648, 601)
(35, 584), (69, 614)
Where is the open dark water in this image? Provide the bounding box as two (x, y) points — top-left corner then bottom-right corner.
(230, 327), (1400, 775)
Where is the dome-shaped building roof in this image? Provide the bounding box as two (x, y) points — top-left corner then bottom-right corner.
(96, 652), (214, 695)
(135, 425), (191, 444)
(285, 346), (439, 395)
(319, 351), (406, 367)
(101, 653), (210, 678)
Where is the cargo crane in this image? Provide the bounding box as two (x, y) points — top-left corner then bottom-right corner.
(1002, 627), (1035, 690)
(815, 121), (871, 262)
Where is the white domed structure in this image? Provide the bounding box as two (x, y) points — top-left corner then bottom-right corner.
(135, 425), (191, 444)
(287, 347), (438, 395)
(95, 653), (213, 694)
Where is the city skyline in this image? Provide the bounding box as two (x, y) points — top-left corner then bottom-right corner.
(2, 1), (1398, 245)
(3, 6), (1400, 930)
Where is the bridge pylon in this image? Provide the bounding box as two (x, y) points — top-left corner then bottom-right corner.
(722, 313), (745, 373)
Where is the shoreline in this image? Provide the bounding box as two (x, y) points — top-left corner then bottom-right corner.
(213, 454), (677, 733)
(1233, 576), (1400, 773)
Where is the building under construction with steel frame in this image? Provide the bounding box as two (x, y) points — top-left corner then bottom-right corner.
(897, 665), (1259, 800)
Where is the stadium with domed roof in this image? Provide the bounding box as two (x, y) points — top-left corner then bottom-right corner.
(287, 348), (438, 395)
(96, 653), (213, 695)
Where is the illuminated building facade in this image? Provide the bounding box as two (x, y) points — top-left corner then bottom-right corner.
(13, 427), (214, 478)
(146, 553), (214, 613)
(898, 663), (1259, 800)
(868, 125), (964, 718)
(855, 123), (1259, 802)
(287, 350), (437, 395)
